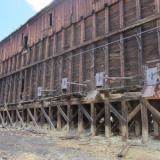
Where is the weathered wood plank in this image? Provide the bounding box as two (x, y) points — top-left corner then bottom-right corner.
(78, 105), (84, 134)
(40, 107), (55, 130)
(16, 109), (25, 127)
(140, 103), (148, 144)
(91, 103), (96, 136)
(27, 108), (39, 128)
(80, 105), (93, 123)
(141, 99), (160, 120)
(0, 112), (5, 127)
(121, 101), (128, 141)
(104, 101), (111, 139)
(57, 105), (69, 122)
(128, 104), (141, 122)
(107, 102), (126, 123)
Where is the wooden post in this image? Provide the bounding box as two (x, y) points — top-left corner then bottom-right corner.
(156, 20), (160, 58)
(18, 72), (23, 101)
(78, 105), (84, 134)
(91, 103), (96, 136)
(105, 6), (109, 34)
(155, 0), (160, 13)
(27, 109), (30, 124)
(70, 24), (75, 48)
(121, 101), (128, 141)
(8, 77), (12, 103)
(0, 112), (5, 127)
(105, 101), (111, 139)
(92, 12), (96, 39)
(5, 107), (13, 125)
(42, 62), (46, 90)
(79, 50), (83, 92)
(91, 44), (95, 89)
(23, 70), (27, 100)
(57, 105), (62, 130)
(136, 0), (141, 20)
(16, 109), (25, 127)
(67, 104), (71, 132)
(11, 110), (15, 123)
(153, 120), (159, 137)
(61, 29), (65, 50)
(104, 40), (109, 88)
(40, 107), (55, 130)
(27, 108), (39, 128)
(81, 18), (85, 43)
(50, 60), (54, 90)
(141, 103), (148, 144)
(49, 106), (52, 121)
(2, 111), (6, 124)
(34, 107), (38, 122)
(68, 53), (72, 93)
(135, 118), (141, 137)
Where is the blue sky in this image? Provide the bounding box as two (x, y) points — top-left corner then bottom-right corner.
(0, 0), (53, 41)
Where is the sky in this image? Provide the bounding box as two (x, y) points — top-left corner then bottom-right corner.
(0, 0), (53, 41)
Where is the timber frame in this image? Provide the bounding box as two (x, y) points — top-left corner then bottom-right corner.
(0, 91), (160, 144)
(0, 0), (160, 144)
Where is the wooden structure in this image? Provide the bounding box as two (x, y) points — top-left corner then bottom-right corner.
(0, 0), (160, 143)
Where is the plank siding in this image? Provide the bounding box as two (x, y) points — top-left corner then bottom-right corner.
(0, 0), (159, 104)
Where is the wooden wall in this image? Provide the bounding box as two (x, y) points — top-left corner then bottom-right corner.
(0, 0), (160, 105)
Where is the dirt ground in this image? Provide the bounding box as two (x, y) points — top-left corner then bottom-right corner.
(0, 127), (160, 160)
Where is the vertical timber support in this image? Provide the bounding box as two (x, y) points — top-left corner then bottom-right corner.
(135, 117), (141, 137)
(57, 105), (62, 130)
(121, 101), (128, 141)
(141, 103), (149, 144)
(92, 12), (96, 39)
(153, 119), (159, 137)
(67, 104), (71, 132)
(136, 0), (143, 83)
(78, 105), (84, 134)
(105, 101), (111, 139)
(91, 103), (96, 136)
(119, 0), (125, 86)
(155, 0), (160, 13)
